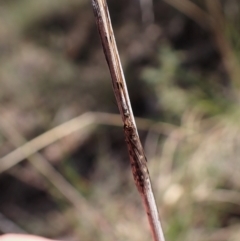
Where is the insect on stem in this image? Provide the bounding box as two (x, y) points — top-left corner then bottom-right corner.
(91, 1), (166, 241)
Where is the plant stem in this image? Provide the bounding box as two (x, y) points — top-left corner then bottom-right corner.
(91, 1), (166, 241)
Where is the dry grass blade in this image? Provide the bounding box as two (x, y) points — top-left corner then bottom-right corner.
(205, 0), (240, 86)
(91, 1), (165, 241)
(0, 112), (95, 173)
(163, 0), (210, 29)
(0, 111), (177, 174)
(0, 116), (117, 240)
(164, 0), (240, 86)
(0, 212), (27, 234)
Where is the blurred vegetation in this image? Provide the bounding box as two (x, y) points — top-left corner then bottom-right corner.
(0, 0), (240, 241)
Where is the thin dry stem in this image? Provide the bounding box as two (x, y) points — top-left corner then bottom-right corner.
(91, 1), (165, 240)
(164, 0), (240, 86)
(164, 0), (210, 30)
(0, 212), (27, 234)
(0, 116), (117, 240)
(0, 112), (95, 173)
(205, 0), (240, 86)
(0, 112), (177, 174)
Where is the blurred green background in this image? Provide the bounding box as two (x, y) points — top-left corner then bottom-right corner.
(0, 0), (240, 240)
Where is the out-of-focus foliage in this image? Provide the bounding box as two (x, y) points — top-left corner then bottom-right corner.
(0, 0), (240, 241)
